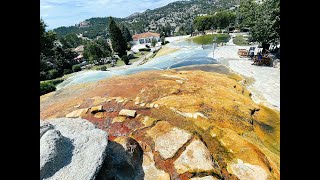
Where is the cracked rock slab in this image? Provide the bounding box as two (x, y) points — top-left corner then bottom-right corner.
(174, 139), (215, 174)
(146, 121), (192, 159)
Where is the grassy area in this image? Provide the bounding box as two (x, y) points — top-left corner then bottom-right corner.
(188, 34), (230, 45)
(92, 54), (142, 70)
(233, 35), (249, 46)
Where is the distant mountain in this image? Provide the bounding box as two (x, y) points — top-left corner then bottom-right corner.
(53, 0), (238, 39)
(53, 17), (122, 39)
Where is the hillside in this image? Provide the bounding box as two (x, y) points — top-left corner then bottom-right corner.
(53, 17), (122, 39)
(53, 0), (238, 39)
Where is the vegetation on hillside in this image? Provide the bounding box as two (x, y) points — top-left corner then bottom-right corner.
(53, 17), (122, 39)
(52, 0), (238, 39)
(193, 11), (236, 31)
(40, 19), (79, 81)
(59, 33), (84, 49)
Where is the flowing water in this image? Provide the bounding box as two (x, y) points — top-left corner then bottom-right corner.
(57, 38), (220, 89)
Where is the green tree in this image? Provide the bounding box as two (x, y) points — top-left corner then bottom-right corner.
(40, 19), (79, 81)
(239, 0), (280, 46)
(120, 25), (133, 43)
(108, 17), (127, 56)
(121, 55), (129, 65)
(238, 0), (258, 28)
(59, 33), (83, 49)
(83, 39), (111, 63)
(40, 19), (57, 56)
(151, 38), (157, 47)
(193, 11), (236, 32)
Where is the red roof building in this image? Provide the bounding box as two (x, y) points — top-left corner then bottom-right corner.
(132, 32), (160, 44)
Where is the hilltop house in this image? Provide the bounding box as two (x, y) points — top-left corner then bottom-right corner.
(132, 32), (160, 45)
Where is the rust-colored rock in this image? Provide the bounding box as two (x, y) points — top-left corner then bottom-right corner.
(41, 70), (280, 179)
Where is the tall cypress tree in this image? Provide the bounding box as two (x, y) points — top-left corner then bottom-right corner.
(108, 17), (127, 56)
(120, 25), (133, 43)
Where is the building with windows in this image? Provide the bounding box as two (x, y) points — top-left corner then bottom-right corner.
(132, 32), (160, 45)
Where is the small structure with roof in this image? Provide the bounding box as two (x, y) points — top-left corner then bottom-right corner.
(132, 32), (160, 45)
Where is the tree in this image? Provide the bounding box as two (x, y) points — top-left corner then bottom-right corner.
(83, 39), (111, 63)
(121, 55), (130, 65)
(59, 33), (83, 49)
(151, 38), (157, 47)
(161, 36), (165, 45)
(108, 17), (127, 56)
(238, 0), (280, 46)
(238, 0), (258, 28)
(40, 19), (80, 81)
(120, 25), (133, 43)
(40, 19), (57, 56)
(193, 11), (236, 32)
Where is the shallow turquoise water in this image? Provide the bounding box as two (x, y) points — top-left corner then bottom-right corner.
(57, 39), (218, 89)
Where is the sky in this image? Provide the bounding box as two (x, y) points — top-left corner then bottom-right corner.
(40, 0), (180, 29)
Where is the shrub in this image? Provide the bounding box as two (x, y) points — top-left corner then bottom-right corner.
(138, 48), (151, 52)
(48, 69), (59, 79)
(217, 30), (222, 33)
(49, 79), (64, 85)
(165, 41), (170, 44)
(127, 44), (132, 51)
(40, 82), (56, 96)
(233, 35), (249, 46)
(72, 65), (81, 72)
(63, 69), (73, 75)
(121, 55), (130, 65)
(100, 65), (107, 71)
(40, 71), (48, 81)
(161, 42), (165, 45)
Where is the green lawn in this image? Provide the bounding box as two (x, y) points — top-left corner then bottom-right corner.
(188, 34), (230, 45)
(92, 54), (142, 70)
(233, 35), (249, 46)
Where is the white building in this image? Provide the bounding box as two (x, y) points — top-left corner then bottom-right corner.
(132, 32), (161, 45)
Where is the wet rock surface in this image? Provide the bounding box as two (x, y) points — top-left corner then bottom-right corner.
(41, 70), (280, 179)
